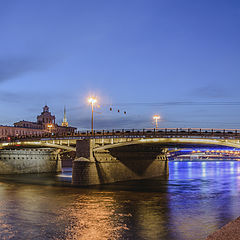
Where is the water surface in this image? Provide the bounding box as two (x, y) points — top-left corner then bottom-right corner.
(0, 161), (240, 240)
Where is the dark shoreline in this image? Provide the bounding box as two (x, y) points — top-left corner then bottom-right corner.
(206, 217), (240, 240)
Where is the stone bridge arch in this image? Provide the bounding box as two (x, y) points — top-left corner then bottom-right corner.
(73, 137), (240, 186)
(93, 138), (240, 152)
(0, 141), (76, 151)
(0, 141), (76, 175)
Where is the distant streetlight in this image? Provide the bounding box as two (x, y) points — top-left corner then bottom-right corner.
(153, 115), (160, 129)
(88, 97), (97, 133)
(47, 124), (53, 133)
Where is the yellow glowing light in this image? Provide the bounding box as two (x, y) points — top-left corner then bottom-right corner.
(88, 97), (97, 104)
(88, 96), (97, 133)
(153, 115), (160, 120)
(153, 114), (160, 129)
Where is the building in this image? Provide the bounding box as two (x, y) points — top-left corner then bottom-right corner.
(0, 105), (76, 139)
(37, 105), (56, 126)
(0, 125), (46, 139)
(14, 105), (76, 134)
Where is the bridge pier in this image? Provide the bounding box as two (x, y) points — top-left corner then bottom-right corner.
(72, 139), (168, 186)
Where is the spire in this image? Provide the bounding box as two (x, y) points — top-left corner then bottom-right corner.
(62, 106), (69, 127)
(63, 106), (67, 122)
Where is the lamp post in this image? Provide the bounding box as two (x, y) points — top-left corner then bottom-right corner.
(153, 115), (160, 129)
(88, 97), (97, 133)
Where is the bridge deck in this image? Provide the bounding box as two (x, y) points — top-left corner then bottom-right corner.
(1, 128), (240, 142)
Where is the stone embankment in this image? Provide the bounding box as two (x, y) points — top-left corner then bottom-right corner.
(206, 217), (240, 240)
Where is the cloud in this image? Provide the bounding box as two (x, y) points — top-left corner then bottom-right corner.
(191, 84), (231, 99)
(70, 115), (150, 130)
(0, 91), (21, 103)
(0, 89), (72, 106)
(0, 56), (48, 83)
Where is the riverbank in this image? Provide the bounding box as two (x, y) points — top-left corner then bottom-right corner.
(206, 217), (240, 240)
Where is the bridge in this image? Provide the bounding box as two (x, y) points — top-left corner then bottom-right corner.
(1, 128), (240, 185)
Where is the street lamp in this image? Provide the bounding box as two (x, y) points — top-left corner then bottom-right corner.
(153, 115), (160, 129)
(88, 97), (97, 133)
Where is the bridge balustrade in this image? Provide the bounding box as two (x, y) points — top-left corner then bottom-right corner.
(2, 128), (240, 143)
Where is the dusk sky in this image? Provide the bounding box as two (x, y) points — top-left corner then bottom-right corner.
(0, 0), (239, 130)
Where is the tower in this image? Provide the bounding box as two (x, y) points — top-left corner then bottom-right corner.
(62, 106), (69, 127)
(37, 105), (55, 125)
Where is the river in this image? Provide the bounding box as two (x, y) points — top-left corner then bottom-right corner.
(0, 161), (240, 240)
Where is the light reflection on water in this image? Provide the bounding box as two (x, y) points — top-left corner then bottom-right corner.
(0, 161), (240, 240)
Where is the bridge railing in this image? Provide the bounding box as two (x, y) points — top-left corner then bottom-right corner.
(74, 128), (240, 137)
(1, 128), (240, 143)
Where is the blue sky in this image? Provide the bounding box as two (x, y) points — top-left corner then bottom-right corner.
(0, 0), (239, 130)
